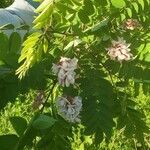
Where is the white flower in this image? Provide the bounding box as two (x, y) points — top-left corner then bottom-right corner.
(69, 58), (78, 70)
(60, 57), (70, 62)
(56, 96), (82, 123)
(107, 37), (133, 62)
(58, 69), (66, 86)
(52, 57), (78, 87)
(65, 71), (76, 87)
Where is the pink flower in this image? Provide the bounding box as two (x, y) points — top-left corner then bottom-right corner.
(56, 96), (82, 123)
(52, 57), (78, 87)
(123, 19), (139, 30)
(107, 38), (133, 62)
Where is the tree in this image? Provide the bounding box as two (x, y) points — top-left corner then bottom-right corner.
(0, 0), (149, 149)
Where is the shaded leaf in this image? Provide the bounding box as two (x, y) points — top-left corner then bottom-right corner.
(32, 114), (56, 130)
(10, 116), (27, 137)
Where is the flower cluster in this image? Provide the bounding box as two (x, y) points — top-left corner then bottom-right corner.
(56, 96), (82, 123)
(123, 19), (139, 30)
(52, 57), (78, 87)
(107, 38), (133, 62)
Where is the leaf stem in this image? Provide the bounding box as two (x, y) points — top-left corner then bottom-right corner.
(40, 80), (57, 113)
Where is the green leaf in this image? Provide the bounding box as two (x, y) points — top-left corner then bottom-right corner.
(95, 0), (107, 6)
(64, 41), (74, 50)
(36, 0), (53, 13)
(73, 38), (82, 47)
(83, 0), (95, 16)
(78, 9), (90, 24)
(64, 38), (82, 50)
(132, 2), (139, 13)
(111, 0), (126, 8)
(34, 2), (54, 29)
(138, 42), (150, 62)
(80, 70), (115, 143)
(117, 101), (150, 143)
(16, 32), (42, 79)
(9, 32), (21, 53)
(10, 116), (27, 136)
(37, 117), (72, 149)
(43, 38), (49, 53)
(82, 96), (115, 141)
(0, 66), (12, 76)
(102, 34), (111, 41)
(71, 0), (82, 6)
(56, 2), (76, 14)
(94, 130), (104, 145)
(0, 134), (19, 150)
(0, 33), (9, 58)
(32, 114), (56, 130)
(125, 8), (132, 17)
(91, 19), (109, 32)
(144, 52), (150, 62)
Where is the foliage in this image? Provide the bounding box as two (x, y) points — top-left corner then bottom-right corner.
(0, 90), (149, 149)
(0, 0), (150, 149)
(0, 0), (14, 8)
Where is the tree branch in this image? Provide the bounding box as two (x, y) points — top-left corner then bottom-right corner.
(40, 80), (57, 113)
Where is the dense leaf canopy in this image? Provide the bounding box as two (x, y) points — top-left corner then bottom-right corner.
(0, 0), (149, 149)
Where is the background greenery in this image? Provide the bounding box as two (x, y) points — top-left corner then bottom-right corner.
(0, 90), (149, 149)
(0, 0), (14, 8)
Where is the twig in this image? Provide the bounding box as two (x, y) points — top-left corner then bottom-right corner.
(100, 62), (116, 88)
(40, 81), (57, 113)
(50, 30), (76, 36)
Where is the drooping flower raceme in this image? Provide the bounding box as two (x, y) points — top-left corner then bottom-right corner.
(52, 57), (78, 87)
(56, 96), (82, 123)
(123, 19), (139, 30)
(107, 38), (133, 62)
